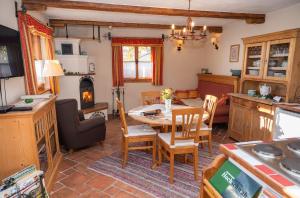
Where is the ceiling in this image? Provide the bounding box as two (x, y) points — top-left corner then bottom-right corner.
(65, 0), (300, 13)
(41, 0), (300, 27)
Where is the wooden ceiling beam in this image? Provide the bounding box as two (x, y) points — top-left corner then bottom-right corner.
(49, 19), (223, 33)
(22, 3), (47, 11)
(23, 0), (265, 24)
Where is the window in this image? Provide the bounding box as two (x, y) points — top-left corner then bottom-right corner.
(33, 35), (50, 93)
(122, 46), (153, 82)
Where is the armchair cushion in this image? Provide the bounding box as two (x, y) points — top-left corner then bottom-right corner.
(78, 117), (105, 133)
(78, 110), (85, 121)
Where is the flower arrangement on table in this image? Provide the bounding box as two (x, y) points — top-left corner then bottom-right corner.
(161, 88), (173, 112)
(161, 88), (173, 100)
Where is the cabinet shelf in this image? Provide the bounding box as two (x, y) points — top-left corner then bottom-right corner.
(247, 67), (260, 70)
(270, 54), (289, 58)
(248, 55), (261, 58)
(268, 67), (287, 70)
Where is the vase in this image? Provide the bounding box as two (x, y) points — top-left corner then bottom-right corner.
(165, 99), (172, 113)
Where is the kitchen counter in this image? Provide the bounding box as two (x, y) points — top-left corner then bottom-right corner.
(228, 93), (274, 105)
(219, 141), (300, 198)
(276, 103), (300, 114)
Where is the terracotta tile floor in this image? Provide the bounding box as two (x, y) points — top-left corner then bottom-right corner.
(50, 117), (233, 198)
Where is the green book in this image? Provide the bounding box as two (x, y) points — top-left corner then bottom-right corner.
(210, 160), (262, 198)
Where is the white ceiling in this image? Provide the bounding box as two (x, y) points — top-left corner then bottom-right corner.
(43, 0), (300, 27)
(66, 0), (300, 13)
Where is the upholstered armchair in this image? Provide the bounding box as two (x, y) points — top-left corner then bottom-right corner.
(55, 99), (106, 150)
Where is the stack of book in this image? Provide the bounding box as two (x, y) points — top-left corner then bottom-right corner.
(0, 165), (48, 198)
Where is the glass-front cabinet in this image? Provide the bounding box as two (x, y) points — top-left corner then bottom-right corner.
(263, 39), (292, 81)
(243, 38), (294, 82)
(243, 43), (266, 79)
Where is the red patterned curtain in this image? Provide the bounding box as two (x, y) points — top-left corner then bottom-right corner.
(18, 12), (54, 94)
(111, 37), (164, 87)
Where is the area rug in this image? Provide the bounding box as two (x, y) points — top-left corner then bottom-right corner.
(88, 143), (220, 198)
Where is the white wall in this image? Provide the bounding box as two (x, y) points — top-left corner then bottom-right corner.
(55, 27), (205, 111)
(0, 0), (49, 104)
(203, 2), (300, 75)
(0, 0), (26, 104)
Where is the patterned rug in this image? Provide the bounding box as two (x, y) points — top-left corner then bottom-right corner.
(89, 143), (220, 198)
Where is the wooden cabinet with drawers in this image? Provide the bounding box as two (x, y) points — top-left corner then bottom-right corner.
(228, 29), (300, 141)
(228, 94), (274, 141)
(0, 96), (62, 191)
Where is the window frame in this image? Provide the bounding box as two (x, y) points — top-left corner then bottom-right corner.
(30, 32), (50, 94)
(123, 45), (153, 83)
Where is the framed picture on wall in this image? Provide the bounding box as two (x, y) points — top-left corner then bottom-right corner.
(229, 44), (240, 62)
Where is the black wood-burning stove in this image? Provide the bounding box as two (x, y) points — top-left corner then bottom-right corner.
(80, 76), (95, 109)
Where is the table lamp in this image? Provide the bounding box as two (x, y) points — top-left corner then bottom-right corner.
(42, 60), (64, 95)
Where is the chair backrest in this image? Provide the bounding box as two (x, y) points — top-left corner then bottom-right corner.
(170, 107), (204, 146)
(116, 98), (128, 135)
(55, 99), (80, 144)
(141, 91), (161, 105)
(203, 95), (218, 128)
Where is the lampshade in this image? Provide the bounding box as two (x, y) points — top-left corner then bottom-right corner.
(42, 60), (64, 77)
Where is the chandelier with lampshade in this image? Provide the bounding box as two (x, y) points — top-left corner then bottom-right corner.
(170, 0), (208, 41)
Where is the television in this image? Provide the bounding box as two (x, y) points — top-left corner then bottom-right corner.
(0, 24), (24, 79)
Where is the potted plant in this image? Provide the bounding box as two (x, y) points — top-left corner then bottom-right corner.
(161, 88), (173, 112)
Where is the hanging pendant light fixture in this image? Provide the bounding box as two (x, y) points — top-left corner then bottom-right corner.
(170, 0), (208, 41)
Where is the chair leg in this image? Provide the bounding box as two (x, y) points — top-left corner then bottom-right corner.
(184, 154), (188, 163)
(158, 140), (162, 166)
(200, 136), (204, 148)
(208, 133), (212, 156)
(193, 147), (199, 181)
(123, 138), (128, 168)
(169, 151), (174, 184)
(152, 138), (157, 169)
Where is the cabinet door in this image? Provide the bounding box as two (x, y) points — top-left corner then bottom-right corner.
(263, 39), (295, 81)
(229, 102), (252, 141)
(250, 105), (274, 141)
(46, 106), (60, 164)
(243, 43), (266, 79)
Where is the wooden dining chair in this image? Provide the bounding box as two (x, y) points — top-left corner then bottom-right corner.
(157, 107), (204, 183)
(141, 91), (161, 105)
(199, 95), (218, 155)
(116, 98), (157, 169)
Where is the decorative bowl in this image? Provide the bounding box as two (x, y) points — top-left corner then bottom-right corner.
(247, 90), (256, 97)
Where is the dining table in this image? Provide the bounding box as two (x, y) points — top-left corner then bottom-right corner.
(128, 104), (209, 132)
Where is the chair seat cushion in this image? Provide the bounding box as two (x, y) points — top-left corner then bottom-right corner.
(158, 132), (198, 148)
(126, 125), (157, 137)
(200, 123), (212, 131)
(190, 122), (212, 131)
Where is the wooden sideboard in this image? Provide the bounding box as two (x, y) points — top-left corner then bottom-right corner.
(0, 96), (62, 191)
(228, 94), (275, 141)
(228, 29), (300, 141)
